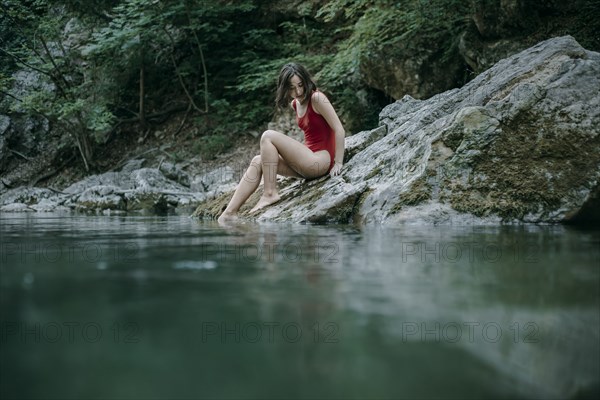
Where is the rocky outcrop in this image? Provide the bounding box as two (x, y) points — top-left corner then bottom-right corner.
(361, 35), (465, 101)
(0, 31), (66, 184)
(193, 36), (600, 225)
(0, 112), (51, 174)
(361, 0), (594, 101)
(458, 0), (575, 74)
(0, 159), (236, 214)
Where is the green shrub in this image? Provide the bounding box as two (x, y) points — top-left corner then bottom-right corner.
(195, 134), (232, 160)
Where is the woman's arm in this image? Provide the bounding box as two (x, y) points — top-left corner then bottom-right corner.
(311, 92), (345, 175)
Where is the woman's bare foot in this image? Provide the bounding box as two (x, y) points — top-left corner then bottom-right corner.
(250, 193), (281, 213)
(217, 211), (238, 224)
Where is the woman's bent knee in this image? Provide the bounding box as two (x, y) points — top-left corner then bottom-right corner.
(260, 129), (280, 145)
(246, 155), (262, 182)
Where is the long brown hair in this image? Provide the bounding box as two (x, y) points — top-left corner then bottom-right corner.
(275, 63), (317, 110)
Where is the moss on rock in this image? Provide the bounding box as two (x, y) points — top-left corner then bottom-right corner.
(390, 176), (432, 214)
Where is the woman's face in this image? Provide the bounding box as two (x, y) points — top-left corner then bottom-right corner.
(289, 75), (304, 101)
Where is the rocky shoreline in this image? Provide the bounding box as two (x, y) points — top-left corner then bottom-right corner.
(0, 158), (237, 215)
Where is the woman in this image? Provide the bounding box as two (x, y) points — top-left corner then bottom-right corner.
(218, 63), (345, 223)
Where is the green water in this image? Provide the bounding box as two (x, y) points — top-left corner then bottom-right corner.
(1, 214), (599, 399)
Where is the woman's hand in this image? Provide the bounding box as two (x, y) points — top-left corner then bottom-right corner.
(330, 162), (343, 177)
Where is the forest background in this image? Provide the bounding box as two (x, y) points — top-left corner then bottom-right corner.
(1, 0), (598, 185)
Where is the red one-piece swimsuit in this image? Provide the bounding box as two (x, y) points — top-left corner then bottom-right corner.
(293, 93), (336, 173)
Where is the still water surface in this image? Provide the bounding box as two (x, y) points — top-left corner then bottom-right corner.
(1, 214), (599, 399)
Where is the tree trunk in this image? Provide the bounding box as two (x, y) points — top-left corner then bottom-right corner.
(198, 42), (208, 113)
(185, 4), (209, 112)
(139, 47), (146, 129)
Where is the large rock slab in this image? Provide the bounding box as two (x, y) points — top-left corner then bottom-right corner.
(194, 36), (600, 225)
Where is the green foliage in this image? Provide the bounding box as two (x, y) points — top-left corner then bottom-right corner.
(316, 0), (372, 22)
(0, 1), (42, 80)
(2, 0), (424, 159)
(4, 0), (597, 174)
(317, 0), (472, 81)
(194, 134), (232, 160)
(0, 0), (120, 170)
(572, 0), (600, 50)
(311, 0), (473, 128)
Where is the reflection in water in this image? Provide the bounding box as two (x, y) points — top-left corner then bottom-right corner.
(1, 214), (599, 399)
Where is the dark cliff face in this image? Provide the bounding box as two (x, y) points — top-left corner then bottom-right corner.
(359, 0), (599, 102)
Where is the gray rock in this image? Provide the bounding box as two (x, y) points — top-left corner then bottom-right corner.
(159, 161), (190, 187)
(70, 185), (125, 211)
(343, 125), (388, 162)
(0, 113), (50, 161)
(120, 159), (145, 175)
(195, 36), (600, 225)
(63, 172), (128, 195)
(191, 166), (236, 195)
(30, 198), (71, 213)
(0, 115), (10, 135)
(6, 71), (56, 113)
(0, 187), (56, 206)
(130, 168), (188, 192)
(1, 164), (205, 214)
(0, 203), (34, 212)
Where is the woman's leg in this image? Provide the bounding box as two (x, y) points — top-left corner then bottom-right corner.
(250, 129), (330, 213)
(218, 154), (303, 222)
(219, 155), (263, 221)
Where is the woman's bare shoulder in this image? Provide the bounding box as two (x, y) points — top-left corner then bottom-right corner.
(311, 91), (331, 113)
(311, 90), (329, 103)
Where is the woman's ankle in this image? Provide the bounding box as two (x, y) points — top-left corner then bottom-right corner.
(262, 189), (278, 198)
